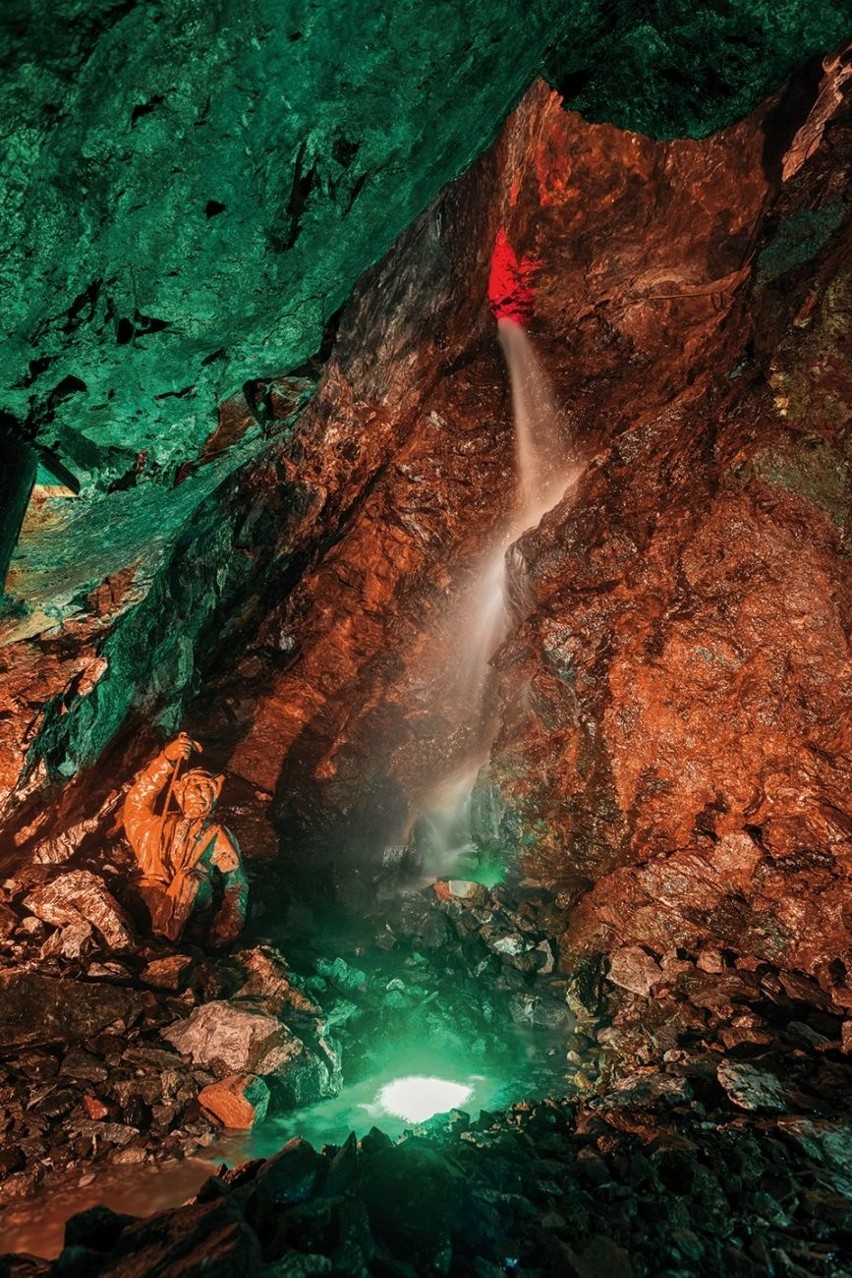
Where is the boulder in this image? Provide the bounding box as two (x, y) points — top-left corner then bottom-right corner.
(234, 946), (320, 1014)
(0, 902), (18, 938)
(94, 1197), (261, 1278)
(40, 916), (95, 959)
(359, 1139), (466, 1257)
(60, 1048), (110, 1083)
(250, 1137), (327, 1218)
(64, 1204), (137, 1252)
(162, 1001), (338, 1105)
(23, 871), (135, 952)
(434, 880), (489, 906)
(487, 930), (529, 957)
(0, 972), (143, 1049)
(607, 947), (663, 997)
(315, 957), (368, 993)
(598, 1071), (692, 1109)
(198, 1074), (270, 1129)
(509, 991), (574, 1030)
(163, 1002), (305, 1075)
(83, 1094), (110, 1121)
(140, 955), (194, 991)
(716, 1062), (787, 1112)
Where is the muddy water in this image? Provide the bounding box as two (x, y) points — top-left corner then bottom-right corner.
(0, 1157), (218, 1259)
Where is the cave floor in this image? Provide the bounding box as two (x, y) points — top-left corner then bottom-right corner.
(2, 871), (852, 1274)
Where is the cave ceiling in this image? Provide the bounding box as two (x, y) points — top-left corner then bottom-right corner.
(1, 0), (848, 488)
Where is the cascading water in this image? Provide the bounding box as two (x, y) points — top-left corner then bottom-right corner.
(498, 317), (578, 530)
(414, 315), (581, 880)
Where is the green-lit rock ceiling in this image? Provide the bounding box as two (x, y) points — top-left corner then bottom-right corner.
(1, 0), (849, 490)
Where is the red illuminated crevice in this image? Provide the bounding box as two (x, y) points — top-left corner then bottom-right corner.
(488, 228), (540, 326)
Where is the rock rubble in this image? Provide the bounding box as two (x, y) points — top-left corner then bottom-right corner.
(0, 869), (342, 1206)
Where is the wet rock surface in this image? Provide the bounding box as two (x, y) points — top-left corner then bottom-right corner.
(0, 972), (143, 1050)
(0, 863), (567, 1210)
(22, 871), (135, 953)
(0, 867), (346, 1206)
(2, 874), (852, 1272)
(198, 1075), (271, 1131)
(3, 930), (852, 1274)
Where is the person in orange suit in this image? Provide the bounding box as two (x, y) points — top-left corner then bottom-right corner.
(122, 732), (248, 946)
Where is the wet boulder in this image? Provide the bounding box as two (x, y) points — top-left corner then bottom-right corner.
(433, 880), (489, 907)
(0, 903), (18, 939)
(509, 991), (574, 1031)
(607, 947), (663, 997)
(198, 1074), (271, 1129)
(163, 1002), (302, 1075)
(162, 1002), (339, 1106)
(64, 1204), (138, 1252)
(40, 916), (95, 960)
(234, 947), (321, 1015)
(249, 1136), (328, 1220)
(95, 1197), (261, 1278)
(139, 955), (194, 991)
(22, 871), (135, 952)
(358, 1139), (467, 1259)
(315, 957), (368, 994)
(717, 1061), (787, 1112)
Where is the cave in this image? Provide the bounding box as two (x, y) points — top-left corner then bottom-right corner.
(1, 2), (852, 1274)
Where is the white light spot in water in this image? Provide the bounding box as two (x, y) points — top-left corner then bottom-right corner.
(377, 1076), (473, 1123)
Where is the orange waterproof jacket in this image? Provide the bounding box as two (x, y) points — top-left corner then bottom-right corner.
(123, 751), (248, 940)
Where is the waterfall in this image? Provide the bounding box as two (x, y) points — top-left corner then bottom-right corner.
(413, 318), (580, 881)
(499, 318), (577, 532)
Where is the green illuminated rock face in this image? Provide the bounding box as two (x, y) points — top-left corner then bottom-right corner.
(547, 0), (851, 139)
(1, 0), (847, 491)
(1, 0), (574, 489)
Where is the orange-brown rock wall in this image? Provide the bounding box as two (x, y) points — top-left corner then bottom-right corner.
(486, 66), (852, 978)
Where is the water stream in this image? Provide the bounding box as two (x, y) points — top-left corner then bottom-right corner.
(414, 318), (580, 879)
(0, 1027), (568, 1258)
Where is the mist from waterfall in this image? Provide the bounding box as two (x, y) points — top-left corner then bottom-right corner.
(414, 318), (581, 879)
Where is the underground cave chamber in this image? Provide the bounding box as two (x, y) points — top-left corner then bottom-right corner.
(1, 5), (852, 1275)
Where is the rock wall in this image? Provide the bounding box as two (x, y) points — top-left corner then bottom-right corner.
(0, 0), (579, 486)
(489, 58), (852, 983)
(1, 35), (850, 1001)
(226, 52), (850, 983)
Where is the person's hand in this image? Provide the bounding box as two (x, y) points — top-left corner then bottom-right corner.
(210, 918), (240, 949)
(210, 898), (243, 949)
(163, 732), (202, 763)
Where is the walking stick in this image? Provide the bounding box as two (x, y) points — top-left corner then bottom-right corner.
(158, 733), (201, 852)
(158, 755), (182, 853)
